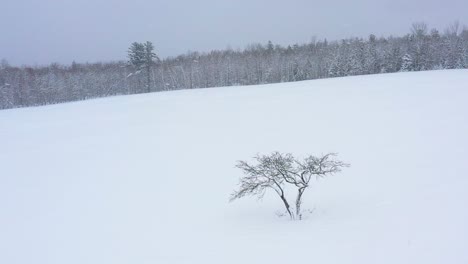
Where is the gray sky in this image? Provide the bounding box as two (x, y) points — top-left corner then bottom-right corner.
(1, 0), (467, 66)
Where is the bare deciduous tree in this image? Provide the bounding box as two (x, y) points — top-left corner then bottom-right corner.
(231, 152), (349, 220)
(231, 153), (295, 218)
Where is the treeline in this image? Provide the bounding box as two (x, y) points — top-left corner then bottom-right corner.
(1, 22), (467, 109)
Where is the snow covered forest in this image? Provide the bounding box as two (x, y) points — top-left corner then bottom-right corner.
(1, 22), (467, 110)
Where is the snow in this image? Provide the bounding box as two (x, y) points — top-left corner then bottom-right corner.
(1, 70), (468, 264)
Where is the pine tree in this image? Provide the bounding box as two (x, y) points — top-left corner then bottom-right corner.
(365, 34), (381, 74)
(128, 41), (158, 93)
(128, 42), (146, 70)
(349, 39), (365, 75)
(401, 53), (413, 71)
(266, 40), (274, 54)
(143, 41), (157, 92)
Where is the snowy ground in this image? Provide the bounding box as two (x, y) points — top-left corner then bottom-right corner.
(1, 70), (468, 264)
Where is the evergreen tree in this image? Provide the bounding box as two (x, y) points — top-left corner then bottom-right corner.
(401, 53), (413, 71)
(128, 42), (146, 70)
(143, 41), (157, 92)
(365, 34), (381, 74)
(266, 40), (274, 54)
(128, 41), (158, 93)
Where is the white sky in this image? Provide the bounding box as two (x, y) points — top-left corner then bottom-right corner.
(1, 0), (467, 65)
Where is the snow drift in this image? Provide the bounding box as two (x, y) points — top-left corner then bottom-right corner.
(1, 70), (467, 264)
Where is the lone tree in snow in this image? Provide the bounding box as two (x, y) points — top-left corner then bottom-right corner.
(128, 41), (159, 93)
(231, 152), (349, 220)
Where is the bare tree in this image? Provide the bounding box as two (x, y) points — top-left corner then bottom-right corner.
(291, 153), (349, 219)
(231, 152), (349, 220)
(411, 22), (428, 37)
(231, 154), (294, 219)
(445, 20), (460, 37)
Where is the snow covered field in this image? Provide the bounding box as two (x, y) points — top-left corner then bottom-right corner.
(1, 70), (468, 264)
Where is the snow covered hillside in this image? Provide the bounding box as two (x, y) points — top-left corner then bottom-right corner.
(1, 70), (467, 264)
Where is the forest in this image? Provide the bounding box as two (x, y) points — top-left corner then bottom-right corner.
(1, 22), (467, 109)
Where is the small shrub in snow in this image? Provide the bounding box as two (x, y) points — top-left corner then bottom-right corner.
(230, 152), (349, 220)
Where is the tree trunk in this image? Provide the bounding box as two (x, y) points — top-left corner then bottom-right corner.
(147, 66), (151, 93)
(279, 193), (293, 220)
(295, 187), (306, 220)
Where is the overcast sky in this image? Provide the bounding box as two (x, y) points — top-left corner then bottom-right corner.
(1, 0), (467, 66)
